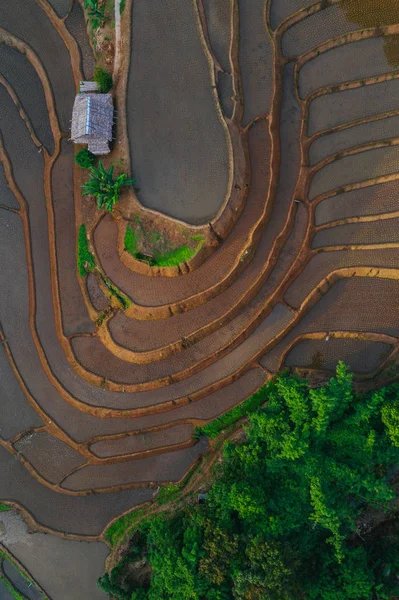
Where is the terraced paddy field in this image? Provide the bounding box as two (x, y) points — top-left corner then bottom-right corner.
(1, 0), (399, 597)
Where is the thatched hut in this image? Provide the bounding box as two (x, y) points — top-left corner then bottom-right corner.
(71, 93), (113, 155)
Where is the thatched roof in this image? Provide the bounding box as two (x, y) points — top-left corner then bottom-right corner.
(71, 93), (113, 154)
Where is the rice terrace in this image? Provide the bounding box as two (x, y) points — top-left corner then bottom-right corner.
(1, 0), (399, 598)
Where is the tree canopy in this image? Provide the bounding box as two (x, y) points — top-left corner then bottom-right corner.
(100, 363), (399, 600)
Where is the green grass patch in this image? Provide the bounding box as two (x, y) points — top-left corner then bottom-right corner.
(77, 224), (96, 277)
(153, 243), (200, 267)
(155, 484), (180, 506)
(153, 236), (204, 267)
(124, 224), (204, 268)
(120, 0), (126, 13)
(0, 503), (10, 512)
(194, 381), (273, 439)
(124, 225), (138, 255)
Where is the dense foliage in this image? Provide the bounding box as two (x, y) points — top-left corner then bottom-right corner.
(100, 364), (399, 599)
(77, 224), (96, 276)
(75, 148), (96, 169)
(82, 161), (134, 212)
(94, 66), (113, 93)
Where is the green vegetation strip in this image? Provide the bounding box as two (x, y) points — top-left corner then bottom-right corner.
(0, 550), (47, 599)
(77, 224), (95, 277)
(101, 275), (131, 310)
(100, 363), (399, 600)
(0, 576), (24, 600)
(194, 381), (272, 439)
(0, 503), (10, 512)
(76, 225), (131, 310)
(105, 507), (147, 548)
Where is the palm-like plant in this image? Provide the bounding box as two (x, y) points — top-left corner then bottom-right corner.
(82, 161), (135, 212)
(84, 0), (106, 27)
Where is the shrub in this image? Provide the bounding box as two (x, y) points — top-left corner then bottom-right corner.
(82, 161), (135, 212)
(77, 224), (96, 276)
(94, 66), (113, 93)
(75, 148), (95, 169)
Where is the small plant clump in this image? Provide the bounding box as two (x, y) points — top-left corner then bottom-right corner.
(77, 224), (96, 277)
(93, 66), (113, 93)
(74, 148), (96, 169)
(0, 502), (10, 512)
(82, 161), (134, 212)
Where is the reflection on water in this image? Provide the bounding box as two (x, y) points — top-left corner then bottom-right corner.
(384, 35), (399, 68)
(341, 0), (399, 66)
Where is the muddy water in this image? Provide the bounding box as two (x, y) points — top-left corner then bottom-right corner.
(340, 0), (399, 66)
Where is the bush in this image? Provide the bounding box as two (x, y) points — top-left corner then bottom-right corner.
(77, 224), (96, 276)
(75, 148), (95, 169)
(94, 66), (113, 93)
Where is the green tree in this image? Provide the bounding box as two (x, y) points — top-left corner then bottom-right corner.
(102, 363), (399, 599)
(82, 161), (134, 212)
